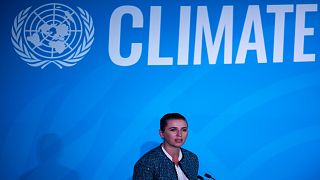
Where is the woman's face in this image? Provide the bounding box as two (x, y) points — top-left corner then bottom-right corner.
(160, 119), (188, 148)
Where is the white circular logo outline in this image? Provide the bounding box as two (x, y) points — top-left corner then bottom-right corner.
(24, 3), (83, 59)
(11, 3), (94, 69)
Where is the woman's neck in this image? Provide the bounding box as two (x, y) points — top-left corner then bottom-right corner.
(162, 143), (180, 164)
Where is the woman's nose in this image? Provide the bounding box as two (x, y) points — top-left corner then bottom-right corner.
(176, 130), (182, 137)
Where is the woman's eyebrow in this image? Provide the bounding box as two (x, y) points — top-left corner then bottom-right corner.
(167, 126), (187, 129)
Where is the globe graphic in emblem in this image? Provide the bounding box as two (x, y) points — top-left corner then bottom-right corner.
(23, 3), (83, 59)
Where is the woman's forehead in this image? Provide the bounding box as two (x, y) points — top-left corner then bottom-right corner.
(166, 119), (188, 127)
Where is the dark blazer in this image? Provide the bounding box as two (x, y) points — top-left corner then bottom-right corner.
(133, 145), (199, 180)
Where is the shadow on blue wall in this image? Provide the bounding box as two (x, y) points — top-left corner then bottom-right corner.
(19, 133), (80, 180)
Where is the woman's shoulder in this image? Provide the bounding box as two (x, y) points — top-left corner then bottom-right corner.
(135, 145), (165, 164)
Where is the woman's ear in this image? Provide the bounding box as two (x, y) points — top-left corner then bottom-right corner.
(159, 129), (164, 138)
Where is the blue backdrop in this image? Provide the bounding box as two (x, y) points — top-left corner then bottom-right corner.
(1, 0), (320, 179)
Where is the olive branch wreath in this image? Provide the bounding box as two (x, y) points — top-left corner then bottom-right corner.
(11, 6), (94, 69)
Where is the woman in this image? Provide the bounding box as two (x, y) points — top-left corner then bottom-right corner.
(133, 113), (199, 180)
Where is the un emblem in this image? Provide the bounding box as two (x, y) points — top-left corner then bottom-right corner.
(11, 3), (94, 69)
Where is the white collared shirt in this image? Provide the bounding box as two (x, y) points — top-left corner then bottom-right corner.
(161, 145), (189, 180)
